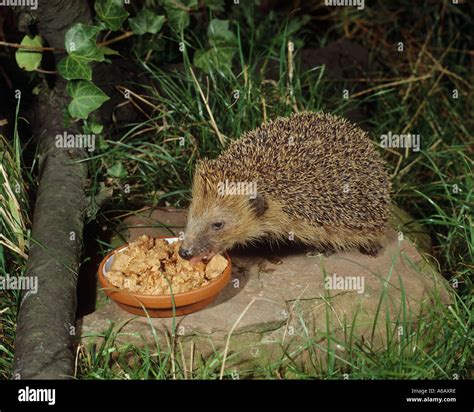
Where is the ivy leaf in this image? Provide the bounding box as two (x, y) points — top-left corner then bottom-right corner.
(107, 161), (127, 178)
(64, 24), (104, 62)
(98, 45), (120, 56)
(15, 35), (42, 71)
(90, 121), (104, 134)
(83, 118), (104, 135)
(204, 0), (224, 12)
(162, 0), (197, 33)
(129, 9), (166, 35)
(207, 19), (237, 48)
(57, 55), (92, 80)
(194, 47), (234, 75)
(193, 19), (237, 75)
(60, 24), (105, 80)
(193, 49), (213, 73)
(95, 0), (129, 31)
(66, 80), (110, 120)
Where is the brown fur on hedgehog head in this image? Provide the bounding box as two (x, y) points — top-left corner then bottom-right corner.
(179, 159), (267, 263)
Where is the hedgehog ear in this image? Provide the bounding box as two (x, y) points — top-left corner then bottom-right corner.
(249, 193), (267, 217)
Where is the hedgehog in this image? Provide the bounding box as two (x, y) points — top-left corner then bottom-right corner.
(178, 112), (391, 263)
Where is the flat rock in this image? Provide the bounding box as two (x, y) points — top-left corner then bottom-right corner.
(79, 207), (451, 371)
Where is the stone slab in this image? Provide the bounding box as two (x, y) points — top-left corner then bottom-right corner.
(79, 207), (451, 371)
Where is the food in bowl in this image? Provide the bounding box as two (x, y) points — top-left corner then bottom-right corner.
(105, 235), (228, 295)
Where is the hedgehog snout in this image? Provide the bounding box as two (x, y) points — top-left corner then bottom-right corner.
(178, 246), (193, 260)
(178, 239), (213, 261)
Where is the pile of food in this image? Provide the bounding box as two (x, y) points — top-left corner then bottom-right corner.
(105, 235), (228, 295)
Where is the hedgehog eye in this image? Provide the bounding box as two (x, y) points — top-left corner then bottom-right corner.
(211, 221), (224, 230)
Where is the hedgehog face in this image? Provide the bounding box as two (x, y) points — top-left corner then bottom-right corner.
(179, 204), (239, 262)
(179, 191), (267, 263)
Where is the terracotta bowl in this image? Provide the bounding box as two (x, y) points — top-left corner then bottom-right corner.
(97, 237), (231, 318)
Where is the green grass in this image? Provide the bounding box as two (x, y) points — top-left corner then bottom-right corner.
(1, 0), (472, 379)
(75, 261), (470, 380)
(0, 97), (32, 379)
